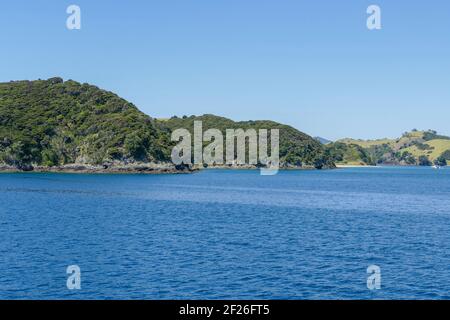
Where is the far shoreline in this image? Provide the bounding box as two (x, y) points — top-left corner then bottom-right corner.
(0, 163), (196, 175)
(335, 164), (378, 168)
(1, 164), (446, 174)
(0, 163), (333, 174)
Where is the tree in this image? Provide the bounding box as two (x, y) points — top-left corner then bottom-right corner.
(440, 150), (450, 161)
(400, 151), (416, 165)
(0, 141), (32, 168)
(41, 149), (60, 167)
(434, 156), (447, 167)
(418, 155), (432, 166)
(124, 132), (149, 161)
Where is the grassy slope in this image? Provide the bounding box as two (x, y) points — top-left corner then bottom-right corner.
(338, 138), (394, 148)
(337, 131), (450, 165)
(403, 139), (450, 161)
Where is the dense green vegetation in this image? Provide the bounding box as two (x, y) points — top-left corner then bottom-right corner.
(434, 156), (447, 167)
(0, 78), (172, 168)
(325, 142), (375, 166)
(162, 114), (335, 169)
(0, 78), (335, 170)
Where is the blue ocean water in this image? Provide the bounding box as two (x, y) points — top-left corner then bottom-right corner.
(1, 167), (450, 300)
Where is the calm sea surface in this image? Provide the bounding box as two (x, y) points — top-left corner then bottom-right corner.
(1, 167), (450, 299)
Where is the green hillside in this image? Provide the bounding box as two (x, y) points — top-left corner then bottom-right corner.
(0, 78), (172, 168)
(335, 130), (450, 166)
(161, 114), (335, 169)
(325, 142), (375, 166)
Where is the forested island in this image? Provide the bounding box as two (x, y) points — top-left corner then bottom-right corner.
(0, 78), (334, 173)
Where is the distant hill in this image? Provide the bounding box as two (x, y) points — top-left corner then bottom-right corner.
(162, 115), (335, 169)
(332, 130), (450, 166)
(314, 137), (332, 145)
(325, 142), (375, 166)
(0, 78), (335, 171)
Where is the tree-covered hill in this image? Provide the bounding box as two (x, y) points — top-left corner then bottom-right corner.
(0, 78), (336, 170)
(325, 142), (375, 166)
(0, 78), (172, 168)
(161, 114), (336, 169)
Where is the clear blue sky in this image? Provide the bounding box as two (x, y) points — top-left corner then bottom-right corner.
(0, 0), (449, 140)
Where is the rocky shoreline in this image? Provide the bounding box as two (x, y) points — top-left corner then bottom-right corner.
(0, 163), (196, 174)
(0, 162), (333, 174)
